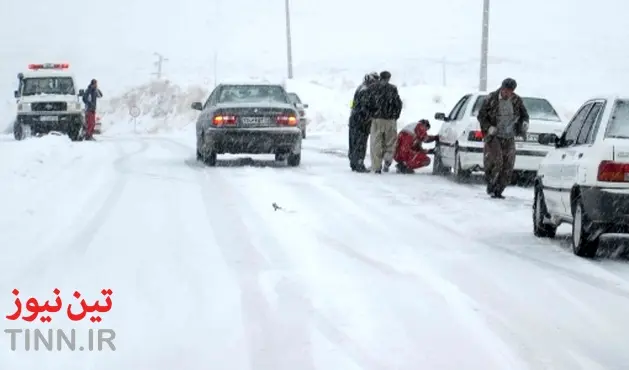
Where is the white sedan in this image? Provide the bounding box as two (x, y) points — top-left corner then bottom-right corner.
(432, 92), (566, 182)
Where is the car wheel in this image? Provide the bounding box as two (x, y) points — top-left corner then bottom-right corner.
(571, 199), (599, 258)
(287, 152), (301, 167)
(533, 186), (557, 238)
(431, 144), (450, 175)
(453, 148), (471, 182)
(302, 129), (306, 139)
(13, 123), (29, 141)
(68, 121), (84, 141)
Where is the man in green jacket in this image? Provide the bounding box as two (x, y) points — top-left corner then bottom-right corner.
(477, 78), (530, 198)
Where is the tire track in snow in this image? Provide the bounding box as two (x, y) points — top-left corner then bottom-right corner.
(4, 139), (149, 289)
(156, 136), (391, 370)
(155, 137), (318, 370)
(312, 146), (629, 299)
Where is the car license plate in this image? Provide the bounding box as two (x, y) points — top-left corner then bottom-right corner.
(40, 116), (58, 122)
(241, 116), (270, 125)
(526, 133), (539, 142)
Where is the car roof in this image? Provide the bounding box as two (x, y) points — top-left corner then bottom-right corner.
(216, 81), (284, 87)
(21, 70), (74, 78)
(470, 92), (552, 100)
(583, 94), (629, 102)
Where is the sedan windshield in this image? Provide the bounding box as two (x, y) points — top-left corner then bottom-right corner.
(218, 85), (289, 104)
(471, 96), (561, 122)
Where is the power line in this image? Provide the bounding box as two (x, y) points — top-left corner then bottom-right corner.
(153, 52), (168, 79)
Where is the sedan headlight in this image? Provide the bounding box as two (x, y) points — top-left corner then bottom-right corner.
(17, 103), (31, 112)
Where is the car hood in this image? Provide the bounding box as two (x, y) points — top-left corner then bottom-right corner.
(213, 101), (295, 110)
(19, 94), (80, 103)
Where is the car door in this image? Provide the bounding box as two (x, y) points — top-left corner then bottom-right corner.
(552, 103), (592, 215)
(560, 100), (605, 212)
(440, 95), (471, 166)
(540, 103), (592, 215)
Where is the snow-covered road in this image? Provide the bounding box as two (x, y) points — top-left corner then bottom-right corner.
(2, 133), (629, 370)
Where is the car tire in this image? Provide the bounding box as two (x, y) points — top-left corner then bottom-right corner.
(533, 186), (557, 238)
(13, 123), (30, 141)
(68, 121), (84, 141)
(431, 144), (450, 175)
(453, 148), (471, 182)
(302, 129), (306, 139)
(571, 199), (599, 258)
(287, 152), (301, 167)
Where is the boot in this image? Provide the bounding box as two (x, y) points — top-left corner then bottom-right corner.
(355, 164), (369, 173)
(383, 160), (392, 172)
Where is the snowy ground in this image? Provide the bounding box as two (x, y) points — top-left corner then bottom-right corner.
(2, 131), (629, 370)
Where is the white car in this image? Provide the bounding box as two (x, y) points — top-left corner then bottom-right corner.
(432, 92), (565, 182)
(287, 92), (309, 139)
(533, 95), (629, 257)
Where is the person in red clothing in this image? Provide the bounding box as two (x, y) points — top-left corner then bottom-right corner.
(393, 119), (439, 173)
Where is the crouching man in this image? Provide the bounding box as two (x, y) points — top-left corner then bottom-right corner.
(393, 119), (438, 174)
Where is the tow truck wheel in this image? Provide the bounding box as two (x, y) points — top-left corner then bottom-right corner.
(13, 123), (31, 141)
(68, 119), (85, 141)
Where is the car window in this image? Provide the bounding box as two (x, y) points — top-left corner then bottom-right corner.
(217, 85), (289, 104)
(447, 96), (468, 120)
(21, 77), (75, 95)
(605, 99), (629, 139)
(563, 103), (592, 146)
(471, 95), (561, 121)
(454, 95), (472, 121)
(287, 93), (301, 104)
(576, 102), (603, 145)
(204, 89), (219, 109)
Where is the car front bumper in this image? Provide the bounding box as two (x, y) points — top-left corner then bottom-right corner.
(201, 127), (302, 154)
(458, 144), (547, 172)
(17, 113), (83, 134)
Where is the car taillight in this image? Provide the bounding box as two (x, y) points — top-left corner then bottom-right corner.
(597, 160), (629, 182)
(276, 115), (297, 126)
(467, 130), (484, 141)
(212, 115), (237, 126)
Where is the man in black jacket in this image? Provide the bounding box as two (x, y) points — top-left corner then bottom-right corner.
(83, 79), (103, 140)
(348, 72), (378, 172)
(365, 71), (402, 173)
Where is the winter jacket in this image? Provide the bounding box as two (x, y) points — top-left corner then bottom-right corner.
(83, 85), (103, 112)
(365, 81), (403, 120)
(478, 89), (529, 136)
(349, 84), (372, 127)
(400, 122), (437, 150)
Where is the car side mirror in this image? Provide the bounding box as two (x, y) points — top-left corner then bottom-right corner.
(303, 104), (309, 108)
(537, 133), (558, 145)
(14, 90), (19, 98)
(434, 112), (447, 121)
(78, 89), (84, 97)
(191, 102), (203, 111)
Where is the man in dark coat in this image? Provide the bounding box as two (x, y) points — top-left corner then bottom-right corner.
(364, 71), (403, 173)
(82, 79), (103, 140)
(348, 72), (379, 172)
(477, 78), (530, 198)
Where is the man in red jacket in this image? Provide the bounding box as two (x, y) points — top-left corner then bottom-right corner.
(393, 119), (438, 173)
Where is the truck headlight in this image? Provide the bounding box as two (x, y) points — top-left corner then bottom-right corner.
(17, 103), (31, 112)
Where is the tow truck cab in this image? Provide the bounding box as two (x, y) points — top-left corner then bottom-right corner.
(13, 63), (85, 141)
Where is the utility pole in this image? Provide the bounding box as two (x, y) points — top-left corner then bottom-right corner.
(284, 0), (294, 79)
(479, 0), (490, 91)
(153, 52), (168, 79)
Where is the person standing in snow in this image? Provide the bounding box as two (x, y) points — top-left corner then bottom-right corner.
(348, 72), (379, 172)
(477, 78), (530, 198)
(364, 71), (402, 174)
(393, 119), (438, 173)
(83, 79), (103, 140)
